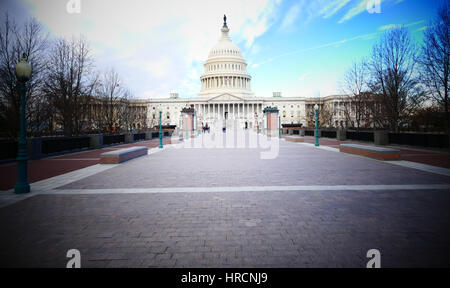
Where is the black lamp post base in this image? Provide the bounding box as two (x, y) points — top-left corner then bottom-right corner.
(14, 182), (30, 194)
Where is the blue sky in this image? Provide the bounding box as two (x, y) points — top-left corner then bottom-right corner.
(0, 0), (442, 99)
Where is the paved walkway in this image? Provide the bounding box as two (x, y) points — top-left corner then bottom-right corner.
(0, 134), (449, 267)
(302, 136), (450, 169)
(0, 137), (174, 191)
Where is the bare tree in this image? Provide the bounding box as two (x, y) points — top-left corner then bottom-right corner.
(318, 101), (333, 128)
(43, 36), (97, 136)
(367, 27), (425, 132)
(417, 3), (450, 136)
(96, 68), (123, 133)
(341, 60), (371, 130)
(118, 88), (134, 132)
(0, 15), (49, 138)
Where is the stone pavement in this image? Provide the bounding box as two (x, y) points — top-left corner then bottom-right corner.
(302, 136), (450, 169)
(0, 134), (449, 267)
(0, 137), (174, 190)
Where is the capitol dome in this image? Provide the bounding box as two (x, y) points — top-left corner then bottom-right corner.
(199, 15), (253, 98)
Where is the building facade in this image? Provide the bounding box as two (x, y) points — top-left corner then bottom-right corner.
(145, 17), (355, 130)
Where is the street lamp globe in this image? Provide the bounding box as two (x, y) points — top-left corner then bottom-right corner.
(314, 104), (319, 111)
(15, 53), (32, 82)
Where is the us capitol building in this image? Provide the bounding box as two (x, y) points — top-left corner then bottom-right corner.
(145, 16), (353, 130)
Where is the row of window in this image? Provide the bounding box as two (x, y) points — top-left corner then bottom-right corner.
(282, 111), (301, 117)
(207, 63), (244, 71)
(153, 112), (171, 120)
(212, 49), (239, 55)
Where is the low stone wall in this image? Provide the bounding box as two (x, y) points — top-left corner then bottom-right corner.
(340, 144), (401, 160)
(100, 146), (148, 164)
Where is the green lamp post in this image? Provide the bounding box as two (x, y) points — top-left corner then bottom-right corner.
(314, 104), (319, 147)
(159, 110), (163, 148)
(278, 116), (281, 139)
(14, 53), (32, 194)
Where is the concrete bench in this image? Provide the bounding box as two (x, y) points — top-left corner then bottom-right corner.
(285, 135), (304, 143)
(339, 144), (401, 160)
(100, 146), (148, 164)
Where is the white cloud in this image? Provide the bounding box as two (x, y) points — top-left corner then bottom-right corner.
(319, 0), (351, 18)
(378, 20), (425, 31)
(298, 72), (311, 81)
(280, 4), (301, 30)
(251, 30), (380, 68)
(338, 0), (409, 24)
(24, 0), (281, 98)
(339, 0), (372, 23)
(143, 57), (171, 78)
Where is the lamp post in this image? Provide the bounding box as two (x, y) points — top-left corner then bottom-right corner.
(159, 110), (163, 148)
(14, 53), (32, 194)
(278, 116), (281, 139)
(314, 104), (319, 147)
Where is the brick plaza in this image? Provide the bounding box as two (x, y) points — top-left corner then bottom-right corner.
(0, 135), (449, 267)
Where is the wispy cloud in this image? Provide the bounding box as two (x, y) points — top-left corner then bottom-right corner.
(298, 72), (311, 81)
(415, 25), (428, 32)
(378, 24), (397, 31)
(338, 0), (408, 24)
(319, 0), (351, 18)
(339, 0), (373, 23)
(252, 30), (380, 68)
(378, 19), (425, 30)
(240, 0), (282, 47)
(280, 3), (301, 30)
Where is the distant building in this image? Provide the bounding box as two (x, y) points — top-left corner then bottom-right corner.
(143, 16), (357, 130)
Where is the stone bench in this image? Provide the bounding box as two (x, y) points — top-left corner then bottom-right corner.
(285, 135), (304, 143)
(339, 144), (401, 160)
(100, 146), (148, 164)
